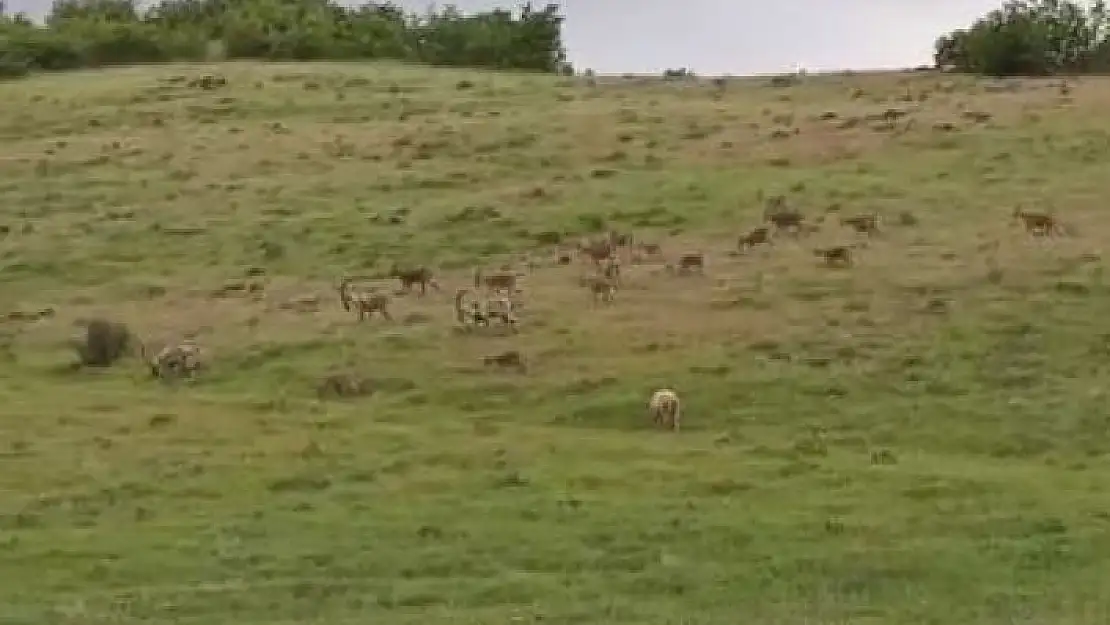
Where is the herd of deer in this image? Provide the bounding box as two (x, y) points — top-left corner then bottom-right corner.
(145, 196), (1069, 430)
(331, 192), (1072, 358)
(333, 229), (707, 329)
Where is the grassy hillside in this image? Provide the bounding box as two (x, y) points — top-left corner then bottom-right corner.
(3, 61), (1110, 624)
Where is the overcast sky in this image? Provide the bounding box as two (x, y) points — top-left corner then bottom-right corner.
(5, 0), (1006, 75)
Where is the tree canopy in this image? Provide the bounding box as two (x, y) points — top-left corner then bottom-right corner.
(935, 0), (1110, 75)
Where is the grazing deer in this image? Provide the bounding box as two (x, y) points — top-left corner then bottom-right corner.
(630, 240), (661, 263)
(484, 296), (519, 331)
(1013, 208), (1069, 236)
(841, 213), (880, 235)
(761, 193), (788, 212)
(814, 245), (852, 267)
(766, 209), (807, 234)
(339, 278), (392, 321)
(670, 251), (705, 274)
(467, 301), (488, 326)
(389, 263), (440, 295)
(147, 339), (203, 380)
(474, 268), (518, 295)
(648, 388), (681, 432)
(607, 229), (634, 247)
(761, 195), (806, 233)
(454, 288), (479, 325)
(483, 350), (526, 373)
(577, 237), (614, 265)
(738, 226), (771, 251)
(600, 256), (621, 283)
(581, 274), (617, 303)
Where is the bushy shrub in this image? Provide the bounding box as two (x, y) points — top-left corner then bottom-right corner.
(74, 318), (132, 367)
(0, 50), (31, 79)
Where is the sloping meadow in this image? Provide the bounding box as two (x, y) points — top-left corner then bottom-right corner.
(2, 63), (1110, 623)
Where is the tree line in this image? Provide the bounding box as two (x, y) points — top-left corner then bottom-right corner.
(3, 0), (1110, 80)
(934, 0), (1110, 75)
(0, 0), (566, 78)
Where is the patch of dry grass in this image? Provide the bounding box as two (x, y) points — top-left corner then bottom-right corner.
(3, 62), (1110, 624)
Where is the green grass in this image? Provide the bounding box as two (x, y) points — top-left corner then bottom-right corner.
(3, 62), (1110, 624)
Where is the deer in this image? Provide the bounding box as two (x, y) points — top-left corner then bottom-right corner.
(388, 263), (440, 295)
(648, 388), (681, 432)
(814, 245), (853, 267)
(339, 278), (392, 321)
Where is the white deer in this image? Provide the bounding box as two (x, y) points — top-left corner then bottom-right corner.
(648, 388), (681, 432)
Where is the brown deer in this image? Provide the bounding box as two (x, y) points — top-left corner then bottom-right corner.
(1013, 208), (1068, 236)
(483, 296), (519, 331)
(600, 256), (621, 283)
(766, 209), (807, 234)
(339, 278), (392, 321)
(738, 226), (771, 251)
(473, 268), (518, 295)
(761, 195), (806, 233)
(841, 213), (880, 235)
(577, 237), (614, 265)
(454, 288), (478, 325)
(630, 241), (663, 264)
(670, 252), (705, 274)
(814, 246), (852, 267)
(483, 350), (527, 373)
(581, 275), (617, 303)
(389, 263), (440, 295)
(607, 229), (634, 247)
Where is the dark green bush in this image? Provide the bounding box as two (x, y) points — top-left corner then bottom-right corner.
(74, 318), (133, 368)
(2, 27), (84, 70)
(0, 53), (30, 79)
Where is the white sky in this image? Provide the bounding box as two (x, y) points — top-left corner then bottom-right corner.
(5, 0), (1006, 75)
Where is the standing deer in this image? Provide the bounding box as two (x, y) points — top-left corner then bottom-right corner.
(648, 388), (681, 432)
